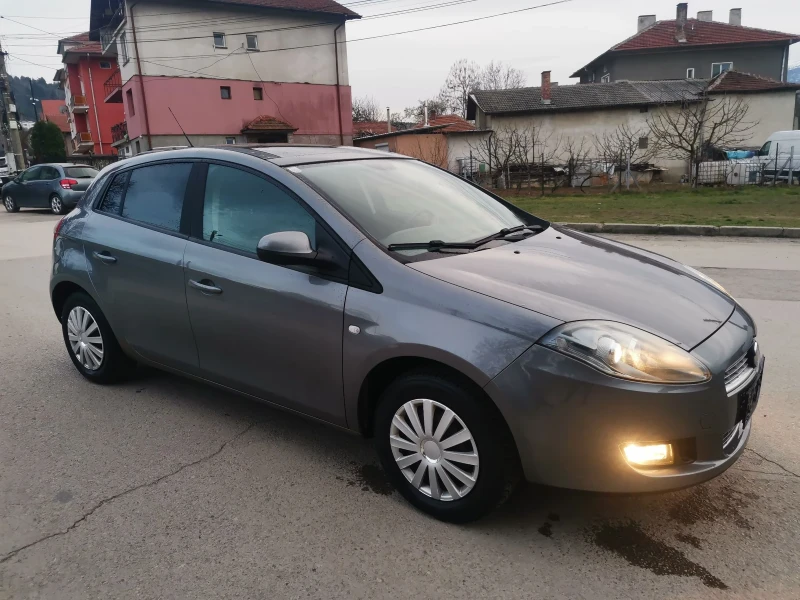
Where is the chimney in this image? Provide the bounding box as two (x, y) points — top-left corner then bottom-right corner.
(541, 71), (552, 105)
(729, 8), (741, 26)
(675, 3), (688, 43)
(637, 15), (656, 32)
(697, 10), (712, 21)
(387, 107), (391, 133)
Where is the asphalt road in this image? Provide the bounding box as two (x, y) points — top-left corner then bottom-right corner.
(1, 211), (799, 600)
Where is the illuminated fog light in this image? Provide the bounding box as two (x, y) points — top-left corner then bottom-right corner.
(622, 443), (674, 467)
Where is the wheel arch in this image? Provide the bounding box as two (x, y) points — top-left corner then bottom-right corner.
(51, 280), (93, 321)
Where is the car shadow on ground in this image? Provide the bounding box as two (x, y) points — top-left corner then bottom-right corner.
(106, 365), (793, 592)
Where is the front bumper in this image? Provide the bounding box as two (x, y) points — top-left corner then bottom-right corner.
(485, 305), (761, 492)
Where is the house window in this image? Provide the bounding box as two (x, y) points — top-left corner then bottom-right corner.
(99, 61), (112, 69)
(213, 32), (227, 48)
(686, 68), (695, 79)
(253, 87), (263, 100)
(120, 32), (129, 64)
(225, 137), (237, 145)
(246, 35), (259, 51)
(639, 136), (649, 150)
(126, 89), (135, 116)
(601, 73), (611, 83)
(711, 62), (732, 77)
(220, 86), (231, 100)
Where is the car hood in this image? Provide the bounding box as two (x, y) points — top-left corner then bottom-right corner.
(409, 226), (735, 350)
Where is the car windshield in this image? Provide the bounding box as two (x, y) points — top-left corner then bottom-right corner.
(295, 159), (526, 251)
(64, 167), (99, 178)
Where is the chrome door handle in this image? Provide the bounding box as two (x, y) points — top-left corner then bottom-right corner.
(92, 251), (117, 264)
(188, 279), (223, 295)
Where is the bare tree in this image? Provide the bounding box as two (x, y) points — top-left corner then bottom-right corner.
(352, 95), (382, 122)
(479, 61), (527, 90)
(441, 59), (482, 119)
(647, 94), (756, 186)
(410, 135), (449, 169)
(560, 136), (592, 188)
(594, 123), (659, 190)
(403, 95), (449, 122)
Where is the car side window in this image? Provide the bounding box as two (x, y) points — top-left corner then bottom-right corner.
(21, 167), (41, 182)
(97, 171), (129, 215)
(121, 163), (192, 232)
(201, 164), (316, 254)
(40, 166), (60, 181)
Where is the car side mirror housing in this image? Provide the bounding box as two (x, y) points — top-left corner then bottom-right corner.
(257, 231), (322, 267)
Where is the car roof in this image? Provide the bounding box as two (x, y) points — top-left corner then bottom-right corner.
(30, 163), (95, 168)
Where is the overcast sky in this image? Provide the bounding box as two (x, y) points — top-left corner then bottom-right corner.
(1, 0), (798, 112)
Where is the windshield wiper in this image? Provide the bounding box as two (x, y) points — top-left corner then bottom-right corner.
(387, 240), (479, 252)
(471, 224), (544, 247)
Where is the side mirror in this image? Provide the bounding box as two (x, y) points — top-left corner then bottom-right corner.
(257, 231), (320, 267)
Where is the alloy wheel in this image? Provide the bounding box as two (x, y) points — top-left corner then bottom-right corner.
(51, 196), (62, 214)
(390, 398), (479, 501)
(4, 196), (13, 211)
(67, 306), (104, 371)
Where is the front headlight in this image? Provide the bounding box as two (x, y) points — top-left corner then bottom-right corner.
(539, 321), (710, 384)
(684, 266), (730, 297)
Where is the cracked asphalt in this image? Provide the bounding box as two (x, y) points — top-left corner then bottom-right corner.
(1, 212), (799, 599)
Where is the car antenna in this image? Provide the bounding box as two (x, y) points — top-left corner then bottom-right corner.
(168, 107), (194, 148)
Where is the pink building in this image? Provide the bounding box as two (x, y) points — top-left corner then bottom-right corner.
(89, 0), (359, 156)
(55, 33), (125, 156)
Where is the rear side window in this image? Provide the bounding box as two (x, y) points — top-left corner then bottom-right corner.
(201, 164), (316, 254)
(121, 163), (192, 232)
(40, 166), (60, 180)
(97, 171), (128, 215)
(65, 167), (99, 179)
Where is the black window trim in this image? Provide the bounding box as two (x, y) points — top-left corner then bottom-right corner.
(91, 159), (200, 240)
(185, 158), (357, 286)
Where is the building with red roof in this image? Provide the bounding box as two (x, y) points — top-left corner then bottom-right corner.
(572, 4), (799, 84)
(39, 99), (72, 156)
(54, 33), (125, 156)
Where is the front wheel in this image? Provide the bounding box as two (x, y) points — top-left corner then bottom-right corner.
(374, 370), (520, 523)
(50, 194), (66, 215)
(61, 292), (135, 383)
(4, 195), (19, 213)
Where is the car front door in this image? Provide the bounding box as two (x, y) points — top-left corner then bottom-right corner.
(82, 161), (200, 373)
(14, 166), (41, 206)
(183, 162), (350, 425)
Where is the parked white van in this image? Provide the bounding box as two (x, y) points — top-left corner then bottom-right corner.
(756, 131), (800, 184)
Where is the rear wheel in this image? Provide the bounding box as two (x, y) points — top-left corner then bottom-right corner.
(50, 194), (66, 215)
(61, 292), (135, 383)
(4, 195), (19, 213)
(374, 370), (520, 523)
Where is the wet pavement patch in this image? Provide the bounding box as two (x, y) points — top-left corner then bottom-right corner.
(592, 521), (727, 590)
(675, 533), (704, 549)
(345, 463), (394, 496)
(668, 484), (752, 530)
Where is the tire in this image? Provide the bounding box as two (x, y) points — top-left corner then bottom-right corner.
(374, 369), (521, 523)
(4, 195), (19, 213)
(61, 292), (135, 384)
(50, 194), (66, 215)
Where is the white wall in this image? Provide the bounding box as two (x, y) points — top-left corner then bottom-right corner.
(721, 91), (798, 147)
(446, 133), (489, 173)
(116, 0), (348, 86)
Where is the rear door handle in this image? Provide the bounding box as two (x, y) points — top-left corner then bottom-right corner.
(92, 251), (117, 264)
(188, 279), (223, 295)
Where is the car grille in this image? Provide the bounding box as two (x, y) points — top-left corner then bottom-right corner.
(724, 342), (757, 394)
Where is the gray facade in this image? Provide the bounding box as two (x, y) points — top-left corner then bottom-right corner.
(577, 43), (790, 84)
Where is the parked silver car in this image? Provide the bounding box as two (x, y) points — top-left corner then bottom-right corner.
(50, 146), (764, 522)
(4, 163), (99, 215)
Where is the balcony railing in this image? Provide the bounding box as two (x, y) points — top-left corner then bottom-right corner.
(69, 95), (88, 114)
(104, 68), (122, 103)
(73, 131), (93, 153)
(99, 7), (124, 56)
(111, 121), (128, 145)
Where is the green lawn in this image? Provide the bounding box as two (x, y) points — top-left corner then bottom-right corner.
(503, 186), (800, 228)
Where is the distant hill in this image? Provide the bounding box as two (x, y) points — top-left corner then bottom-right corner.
(789, 65), (800, 83)
(9, 76), (64, 121)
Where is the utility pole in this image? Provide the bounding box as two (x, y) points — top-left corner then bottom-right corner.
(0, 42), (27, 171)
(29, 78), (39, 121)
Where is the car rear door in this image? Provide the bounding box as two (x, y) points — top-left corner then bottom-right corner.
(82, 160), (200, 373)
(34, 166), (61, 207)
(183, 162), (350, 425)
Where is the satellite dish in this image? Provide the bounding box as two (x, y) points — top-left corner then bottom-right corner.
(59, 105), (68, 115)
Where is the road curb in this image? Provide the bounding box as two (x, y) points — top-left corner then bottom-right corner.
(559, 223), (800, 238)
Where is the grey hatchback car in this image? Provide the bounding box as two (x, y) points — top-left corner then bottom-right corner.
(50, 146), (764, 522)
(4, 163), (99, 215)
